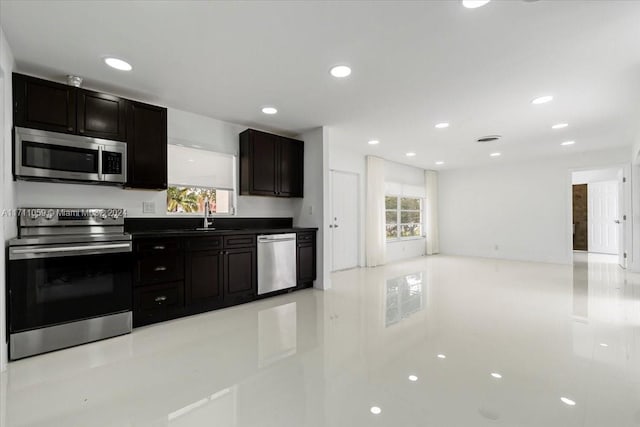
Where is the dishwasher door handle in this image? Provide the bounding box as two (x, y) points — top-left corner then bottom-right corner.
(257, 235), (297, 243)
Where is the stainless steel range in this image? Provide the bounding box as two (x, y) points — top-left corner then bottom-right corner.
(8, 208), (133, 360)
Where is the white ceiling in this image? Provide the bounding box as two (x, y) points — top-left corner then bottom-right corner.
(2, 0), (640, 170)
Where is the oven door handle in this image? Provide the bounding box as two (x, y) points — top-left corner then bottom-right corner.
(10, 243), (132, 259)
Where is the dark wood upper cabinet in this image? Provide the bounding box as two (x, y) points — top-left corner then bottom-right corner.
(13, 73), (76, 133)
(77, 89), (127, 141)
(239, 129), (304, 198)
(126, 101), (168, 189)
(278, 137), (303, 197)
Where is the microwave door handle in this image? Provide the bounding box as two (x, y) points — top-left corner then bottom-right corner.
(98, 145), (103, 180)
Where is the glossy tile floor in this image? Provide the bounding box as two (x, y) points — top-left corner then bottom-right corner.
(2, 254), (640, 426)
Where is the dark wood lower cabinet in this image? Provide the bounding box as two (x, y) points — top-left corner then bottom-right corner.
(133, 281), (184, 327)
(186, 249), (224, 308)
(297, 232), (317, 289)
(224, 247), (256, 305)
(133, 230), (315, 327)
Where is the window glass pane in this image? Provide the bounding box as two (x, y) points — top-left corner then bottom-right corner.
(400, 224), (421, 237)
(386, 224), (398, 239)
(167, 186), (233, 214)
(401, 211), (421, 223)
(386, 210), (397, 224)
(385, 196), (398, 210)
(401, 197), (421, 210)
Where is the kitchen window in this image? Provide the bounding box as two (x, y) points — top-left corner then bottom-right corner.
(385, 196), (423, 240)
(167, 144), (236, 215)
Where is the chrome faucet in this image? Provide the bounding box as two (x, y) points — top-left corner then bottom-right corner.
(203, 198), (213, 229)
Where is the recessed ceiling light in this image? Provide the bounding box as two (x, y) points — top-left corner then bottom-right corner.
(552, 123), (569, 129)
(368, 140), (380, 145)
(406, 152), (417, 157)
(437, 354), (447, 359)
(192, 144), (202, 149)
(435, 161), (445, 165)
(490, 152), (501, 157)
(462, 0), (491, 8)
(104, 57), (132, 71)
(599, 343), (609, 347)
(560, 397), (576, 406)
(187, 159), (195, 163)
(330, 65), (352, 78)
(435, 122), (450, 129)
(490, 373), (502, 379)
(560, 140), (575, 146)
(408, 375), (418, 382)
(370, 406), (382, 415)
(261, 106), (278, 115)
(531, 95), (553, 105)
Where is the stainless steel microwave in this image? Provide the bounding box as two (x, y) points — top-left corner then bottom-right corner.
(14, 127), (127, 185)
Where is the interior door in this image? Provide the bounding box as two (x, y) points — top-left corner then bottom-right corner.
(617, 170), (627, 268)
(572, 184), (588, 251)
(330, 170), (359, 271)
(588, 181), (619, 255)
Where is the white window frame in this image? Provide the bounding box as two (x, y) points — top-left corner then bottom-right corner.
(385, 195), (424, 241)
(166, 146), (238, 217)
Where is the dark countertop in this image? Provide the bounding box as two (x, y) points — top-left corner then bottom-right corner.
(130, 227), (318, 239)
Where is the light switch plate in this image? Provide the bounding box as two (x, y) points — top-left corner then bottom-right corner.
(142, 202), (156, 214)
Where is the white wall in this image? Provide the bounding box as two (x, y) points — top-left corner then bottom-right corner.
(293, 126), (330, 289)
(0, 25), (15, 372)
(15, 108), (295, 218)
(572, 167), (620, 184)
(439, 147), (631, 265)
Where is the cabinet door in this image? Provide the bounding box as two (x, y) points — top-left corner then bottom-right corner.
(186, 250), (224, 307)
(13, 73), (76, 133)
(77, 89), (126, 140)
(278, 137), (303, 197)
(224, 247), (256, 304)
(247, 130), (278, 196)
(126, 101), (167, 189)
(297, 243), (316, 286)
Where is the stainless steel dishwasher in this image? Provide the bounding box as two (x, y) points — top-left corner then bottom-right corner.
(257, 233), (297, 295)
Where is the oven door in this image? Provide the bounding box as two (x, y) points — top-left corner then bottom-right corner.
(8, 244), (133, 333)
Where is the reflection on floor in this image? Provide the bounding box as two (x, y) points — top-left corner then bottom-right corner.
(2, 254), (640, 426)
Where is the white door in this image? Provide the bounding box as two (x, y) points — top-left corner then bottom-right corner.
(617, 170), (627, 268)
(588, 181), (619, 254)
(331, 170), (359, 271)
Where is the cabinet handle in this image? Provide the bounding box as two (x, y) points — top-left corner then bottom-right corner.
(154, 266), (167, 272)
(153, 245), (165, 250)
(154, 295), (167, 303)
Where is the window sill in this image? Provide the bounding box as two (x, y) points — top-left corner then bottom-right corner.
(386, 236), (426, 243)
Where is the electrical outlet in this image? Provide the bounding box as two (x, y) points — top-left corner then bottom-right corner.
(308, 205), (313, 215)
(494, 244), (499, 251)
(142, 202), (156, 214)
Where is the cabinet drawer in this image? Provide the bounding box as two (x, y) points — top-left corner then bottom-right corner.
(186, 236), (223, 251)
(223, 234), (256, 248)
(297, 232), (315, 243)
(136, 254), (183, 284)
(136, 281), (183, 310)
(136, 238), (181, 254)
(133, 281), (184, 327)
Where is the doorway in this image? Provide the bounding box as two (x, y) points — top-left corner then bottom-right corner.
(571, 166), (628, 268)
(330, 170), (360, 271)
